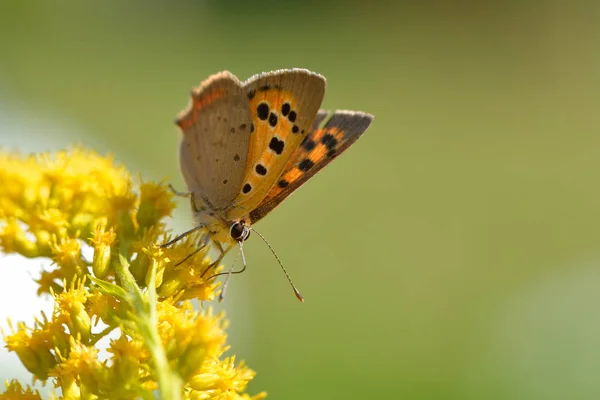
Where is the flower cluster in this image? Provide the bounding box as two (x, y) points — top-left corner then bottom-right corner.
(0, 148), (265, 400)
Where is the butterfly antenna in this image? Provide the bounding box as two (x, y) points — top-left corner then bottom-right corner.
(251, 228), (304, 303)
(160, 224), (205, 248)
(218, 248), (241, 302)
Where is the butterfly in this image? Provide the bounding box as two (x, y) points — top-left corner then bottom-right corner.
(163, 69), (373, 301)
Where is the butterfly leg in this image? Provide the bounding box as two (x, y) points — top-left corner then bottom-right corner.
(168, 184), (200, 213)
(160, 224), (205, 248)
(202, 242), (248, 302)
(168, 184), (189, 197)
(174, 241), (209, 266)
(201, 240), (229, 278)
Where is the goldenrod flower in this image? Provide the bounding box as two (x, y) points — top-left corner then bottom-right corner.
(138, 181), (176, 230)
(0, 380), (41, 400)
(3, 320), (56, 381)
(0, 148), (263, 399)
(89, 219), (115, 279)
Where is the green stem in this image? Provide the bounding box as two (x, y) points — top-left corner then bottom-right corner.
(114, 254), (182, 400)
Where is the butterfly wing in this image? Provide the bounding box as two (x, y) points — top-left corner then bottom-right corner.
(248, 110), (374, 223)
(177, 71), (253, 210)
(222, 69), (326, 220)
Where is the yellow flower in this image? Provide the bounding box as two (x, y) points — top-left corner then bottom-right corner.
(3, 320), (56, 381)
(89, 219), (115, 278)
(51, 337), (106, 397)
(53, 279), (92, 343)
(0, 380), (41, 400)
(35, 269), (63, 296)
(87, 287), (124, 328)
(156, 301), (226, 378)
(142, 242), (171, 289)
(138, 181), (176, 230)
(50, 237), (86, 280)
(0, 219), (38, 257)
(156, 233), (221, 301)
(0, 148), (264, 400)
(108, 333), (149, 378)
(188, 356), (265, 398)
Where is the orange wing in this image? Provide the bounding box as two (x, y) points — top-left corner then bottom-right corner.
(223, 69), (326, 220)
(248, 110), (373, 223)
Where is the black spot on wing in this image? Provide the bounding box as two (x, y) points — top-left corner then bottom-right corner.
(298, 159), (314, 171)
(243, 183), (252, 194)
(257, 103), (269, 120)
(269, 137), (285, 155)
(278, 179), (289, 188)
(321, 133), (338, 149)
(302, 139), (316, 151)
(269, 112), (278, 127)
(255, 164), (267, 175)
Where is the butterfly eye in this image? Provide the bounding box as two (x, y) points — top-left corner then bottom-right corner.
(230, 221), (251, 242)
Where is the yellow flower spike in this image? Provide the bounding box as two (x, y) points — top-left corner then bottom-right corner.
(158, 256), (206, 299)
(189, 356), (258, 395)
(155, 303), (227, 380)
(87, 290), (122, 328)
(3, 321), (57, 381)
(1, 148), (264, 400)
(178, 282), (221, 302)
(106, 189), (138, 250)
(30, 312), (70, 359)
(54, 280), (92, 343)
(157, 234), (218, 300)
(160, 260), (221, 301)
(129, 226), (166, 287)
(48, 320), (70, 360)
(51, 337), (106, 397)
(0, 219), (39, 257)
(0, 380), (42, 400)
(129, 242), (151, 285)
(35, 269), (63, 296)
(143, 244), (170, 289)
(0, 154), (42, 215)
(50, 237), (86, 281)
(157, 274), (185, 299)
(32, 208), (70, 241)
(137, 181), (176, 230)
(89, 219), (115, 279)
(69, 212), (99, 240)
(32, 230), (53, 257)
(108, 333), (149, 389)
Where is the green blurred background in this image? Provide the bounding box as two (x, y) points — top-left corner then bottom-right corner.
(2, 1), (600, 398)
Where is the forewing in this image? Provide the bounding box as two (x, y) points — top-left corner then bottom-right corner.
(177, 71), (253, 210)
(223, 69), (326, 220)
(249, 110), (374, 223)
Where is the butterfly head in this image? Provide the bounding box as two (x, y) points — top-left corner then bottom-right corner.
(192, 206), (251, 245)
(229, 220), (251, 242)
